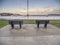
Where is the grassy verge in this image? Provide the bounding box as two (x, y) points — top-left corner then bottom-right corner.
(0, 20), (8, 28)
(24, 20), (60, 28)
(24, 20), (35, 24)
(50, 20), (60, 28)
(0, 20), (60, 28)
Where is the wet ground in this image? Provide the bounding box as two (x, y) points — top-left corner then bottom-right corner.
(0, 24), (60, 45)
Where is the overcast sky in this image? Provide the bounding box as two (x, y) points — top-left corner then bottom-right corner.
(0, 0), (60, 15)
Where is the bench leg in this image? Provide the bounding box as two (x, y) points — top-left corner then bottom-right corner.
(36, 20), (40, 28)
(37, 23), (39, 28)
(19, 22), (22, 29)
(11, 24), (14, 29)
(19, 21), (23, 29)
(37, 22), (40, 28)
(44, 23), (47, 28)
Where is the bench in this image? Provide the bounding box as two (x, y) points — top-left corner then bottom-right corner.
(9, 20), (23, 29)
(36, 20), (49, 28)
(9, 20), (49, 29)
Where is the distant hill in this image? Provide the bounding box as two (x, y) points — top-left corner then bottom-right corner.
(48, 14), (60, 16)
(0, 13), (21, 16)
(0, 13), (13, 16)
(0, 13), (60, 16)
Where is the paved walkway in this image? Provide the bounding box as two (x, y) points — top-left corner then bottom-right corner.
(0, 24), (60, 45)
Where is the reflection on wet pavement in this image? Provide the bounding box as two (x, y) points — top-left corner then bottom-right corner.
(0, 24), (60, 45)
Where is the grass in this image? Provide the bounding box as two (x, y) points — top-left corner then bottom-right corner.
(0, 20), (35, 28)
(24, 20), (35, 24)
(23, 20), (60, 28)
(24, 20), (60, 28)
(0, 20), (60, 28)
(0, 20), (8, 28)
(50, 20), (60, 28)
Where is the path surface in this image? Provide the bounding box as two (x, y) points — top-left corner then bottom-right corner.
(0, 24), (60, 45)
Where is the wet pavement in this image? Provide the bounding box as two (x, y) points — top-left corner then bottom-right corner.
(0, 24), (60, 45)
